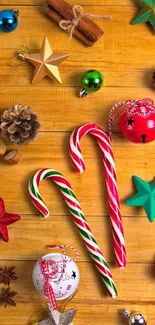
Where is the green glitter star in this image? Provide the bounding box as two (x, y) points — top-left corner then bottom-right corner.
(125, 175), (155, 222)
(131, 0), (155, 30)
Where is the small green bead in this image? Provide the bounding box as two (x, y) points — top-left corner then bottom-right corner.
(81, 70), (104, 93)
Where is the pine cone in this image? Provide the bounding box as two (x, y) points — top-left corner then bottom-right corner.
(0, 104), (41, 146)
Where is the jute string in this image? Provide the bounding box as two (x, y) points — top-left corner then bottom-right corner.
(59, 5), (112, 39)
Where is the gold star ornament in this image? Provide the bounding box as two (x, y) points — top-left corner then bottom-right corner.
(37, 304), (77, 325)
(19, 37), (70, 84)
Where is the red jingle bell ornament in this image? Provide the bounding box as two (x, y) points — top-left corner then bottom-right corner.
(109, 98), (155, 143)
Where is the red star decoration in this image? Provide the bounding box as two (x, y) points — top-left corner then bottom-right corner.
(0, 198), (21, 242)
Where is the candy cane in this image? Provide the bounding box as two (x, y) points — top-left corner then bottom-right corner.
(69, 123), (126, 269)
(29, 168), (117, 298)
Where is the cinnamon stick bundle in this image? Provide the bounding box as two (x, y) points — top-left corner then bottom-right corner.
(45, 0), (104, 46)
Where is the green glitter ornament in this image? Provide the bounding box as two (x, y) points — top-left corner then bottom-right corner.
(80, 70), (104, 98)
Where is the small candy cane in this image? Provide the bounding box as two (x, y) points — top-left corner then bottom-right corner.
(29, 169), (118, 298)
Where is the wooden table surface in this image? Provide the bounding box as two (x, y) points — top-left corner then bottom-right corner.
(0, 0), (155, 324)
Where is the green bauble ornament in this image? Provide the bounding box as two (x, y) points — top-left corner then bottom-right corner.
(80, 70), (104, 98)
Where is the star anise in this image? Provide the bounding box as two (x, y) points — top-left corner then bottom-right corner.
(0, 266), (17, 286)
(0, 287), (17, 307)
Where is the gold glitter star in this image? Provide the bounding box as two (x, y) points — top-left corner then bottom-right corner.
(23, 37), (69, 84)
(38, 304), (77, 325)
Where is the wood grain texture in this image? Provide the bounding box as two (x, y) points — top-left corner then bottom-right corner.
(0, 5), (153, 88)
(0, 0), (136, 6)
(0, 0), (154, 324)
(0, 132), (154, 216)
(0, 303), (154, 325)
(0, 261), (154, 304)
(1, 215), (155, 264)
(0, 88), (155, 131)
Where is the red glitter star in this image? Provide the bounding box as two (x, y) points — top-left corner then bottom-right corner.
(0, 198), (21, 242)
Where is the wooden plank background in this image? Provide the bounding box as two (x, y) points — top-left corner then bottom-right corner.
(0, 0), (155, 324)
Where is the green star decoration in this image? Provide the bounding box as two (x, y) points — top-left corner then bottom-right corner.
(125, 175), (155, 222)
(131, 0), (155, 30)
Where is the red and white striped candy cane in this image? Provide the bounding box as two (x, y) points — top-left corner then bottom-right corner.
(29, 168), (118, 298)
(69, 123), (126, 268)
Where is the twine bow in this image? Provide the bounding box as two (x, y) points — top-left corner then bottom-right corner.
(59, 5), (112, 39)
